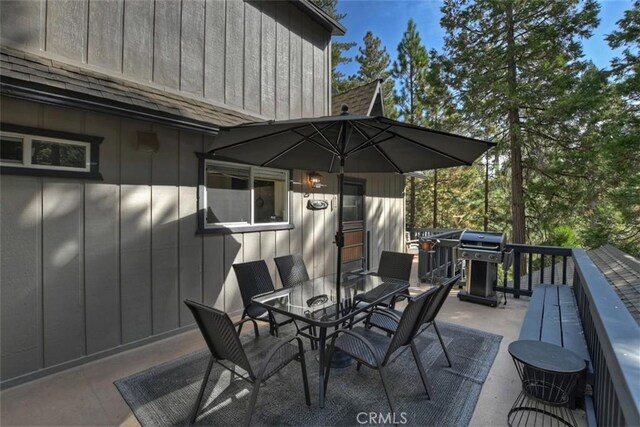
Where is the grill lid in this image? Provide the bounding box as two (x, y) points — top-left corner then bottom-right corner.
(459, 230), (506, 251)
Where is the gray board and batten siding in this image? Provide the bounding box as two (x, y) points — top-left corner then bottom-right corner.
(0, 0), (404, 387)
(0, 0), (347, 386)
(0, 0), (331, 119)
(0, 96), (406, 386)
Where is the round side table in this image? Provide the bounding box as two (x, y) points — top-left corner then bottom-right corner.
(508, 340), (586, 427)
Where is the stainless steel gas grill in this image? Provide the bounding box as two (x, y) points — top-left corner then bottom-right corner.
(457, 230), (512, 307)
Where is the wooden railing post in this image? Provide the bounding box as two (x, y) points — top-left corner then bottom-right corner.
(513, 249), (521, 298)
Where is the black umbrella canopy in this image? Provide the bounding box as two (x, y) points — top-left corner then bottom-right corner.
(208, 109), (495, 174)
(208, 108), (495, 306)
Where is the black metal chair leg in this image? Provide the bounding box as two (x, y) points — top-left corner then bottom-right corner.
(190, 356), (215, 425)
(378, 367), (397, 417)
(433, 322), (452, 367)
(356, 362), (362, 371)
(244, 380), (262, 426)
(299, 354), (311, 406)
(312, 326), (318, 350)
(270, 314), (278, 337)
(411, 341), (431, 399)
(323, 337), (337, 396)
(237, 310), (249, 335)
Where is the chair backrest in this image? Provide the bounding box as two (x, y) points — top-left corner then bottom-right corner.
(421, 275), (460, 325)
(184, 300), (255, 378)
(274, 254), (310, 288)
(382, 286), (439, 365)
(377, 251), (414, 282)
(233, 260), (276, 309)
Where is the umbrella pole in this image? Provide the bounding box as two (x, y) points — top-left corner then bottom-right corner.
(326, 161), (355, 369)
(335, 164), (344, 309)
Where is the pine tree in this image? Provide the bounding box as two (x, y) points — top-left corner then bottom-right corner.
(597, 1), (640, 254)
(422, 50), (461, 227)
(355, 31), (398, 118)
(393, 19), (430, 229)
(393, 20), (429, 124)
(311, 0), (357, 92)
(607, 0), (639, 97)
(441, 0), (600, 245)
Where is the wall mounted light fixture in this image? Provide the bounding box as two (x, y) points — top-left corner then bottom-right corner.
(308, 171), (323, 189)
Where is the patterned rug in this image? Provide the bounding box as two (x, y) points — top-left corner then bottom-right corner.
(115, 321), (501, 426)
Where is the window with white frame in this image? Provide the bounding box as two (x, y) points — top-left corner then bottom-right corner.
(1, 130), (91, 172)
(204, 160), (289, 228)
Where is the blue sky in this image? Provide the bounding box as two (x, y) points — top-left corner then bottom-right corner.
(336, 0), (632, 78)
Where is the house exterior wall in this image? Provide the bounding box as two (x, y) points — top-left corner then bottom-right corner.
(0, 0), (330, 119)
(0, 97), (406, 385)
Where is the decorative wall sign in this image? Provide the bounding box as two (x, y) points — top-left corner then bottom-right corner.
(307, 199), (329, 210)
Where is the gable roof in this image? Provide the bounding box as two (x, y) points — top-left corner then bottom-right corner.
(295, 0), (346, 35)
(331, 79), (384, 116)
(0, 47), (262, 134)
(588, 245), (640, 325)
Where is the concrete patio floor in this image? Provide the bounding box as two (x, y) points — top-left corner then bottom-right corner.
(1, 263), (588, 426)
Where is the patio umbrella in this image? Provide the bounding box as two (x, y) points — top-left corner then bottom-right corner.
(209, 105), (495, 304)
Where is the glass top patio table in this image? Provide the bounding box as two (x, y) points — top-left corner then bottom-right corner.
(252, 273), (409, 328)
(252, 273), (409, 408)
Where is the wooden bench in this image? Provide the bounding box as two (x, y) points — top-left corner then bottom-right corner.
(518, 284), (596, 424)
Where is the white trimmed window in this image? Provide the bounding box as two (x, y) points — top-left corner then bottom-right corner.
(1, 131), (91, 172)
(203, 159), (290, 229)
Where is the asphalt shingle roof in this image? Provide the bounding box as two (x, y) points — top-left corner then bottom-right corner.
(331, 80), (382, 116)
(588, 245), (640, 325)
(0, 46), (261, 128)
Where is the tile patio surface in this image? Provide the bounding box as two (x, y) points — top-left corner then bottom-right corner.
(0, 259), (588, 426)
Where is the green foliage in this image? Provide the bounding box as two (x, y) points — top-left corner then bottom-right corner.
(311, 0), (357, 92)
(606, 1), (640, 250)
(355, 31), (398, 118)
(393, 19), (430, 125)
(423, 50), (459, 130)
(546, 226), (580, 248)
(607, 0), (640, 99)
(440, 0), (601, 246)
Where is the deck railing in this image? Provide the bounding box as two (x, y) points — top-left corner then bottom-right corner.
(408, 230), (640, 426)
(496, 244), (574, 297)
(572, 249), (640, 427)
(407, 228), (464, 281)
(498, 244), (640, 426)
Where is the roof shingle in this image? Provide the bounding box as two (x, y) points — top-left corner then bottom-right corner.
(331, 80), (382, 116)
(0, 46), (262, 129)
(588, 245), (640, 325)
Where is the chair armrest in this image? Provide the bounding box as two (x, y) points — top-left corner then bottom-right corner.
(255, 336), (305, 382)
(234, 317), (260, 337)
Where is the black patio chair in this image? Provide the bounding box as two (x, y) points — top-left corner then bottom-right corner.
(366, 275), (460, 367)
(274, 254), (310, 288)
(273, 254), (319, 349)
(184, 300), (310, 426)
(233, 260), (293, 336)
(323, 286), (439, 415)
(376, 250), (415, 282)
(352, 251), (415, 310)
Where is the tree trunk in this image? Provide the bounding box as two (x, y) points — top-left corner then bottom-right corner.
(432, 170), (438, 228)
(506, 3), (526, 246)
(484, 152), (489, 231)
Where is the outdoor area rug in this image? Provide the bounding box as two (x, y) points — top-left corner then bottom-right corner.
(115, 321), (501, 426)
